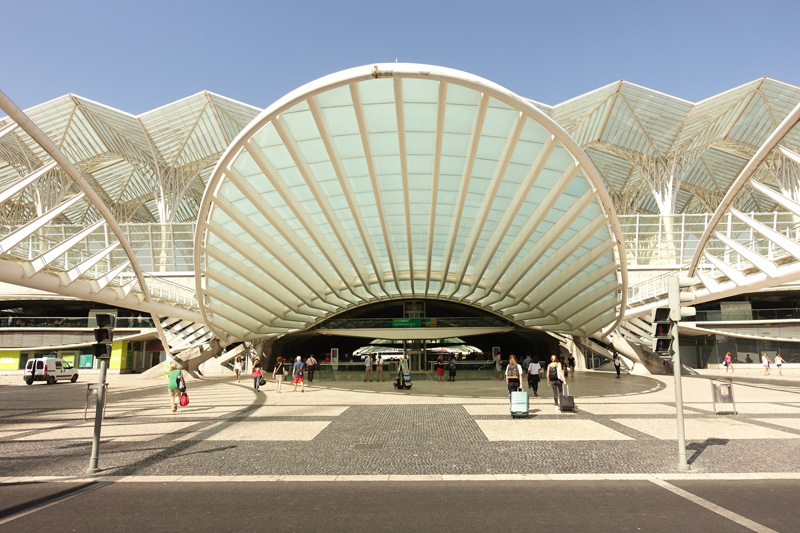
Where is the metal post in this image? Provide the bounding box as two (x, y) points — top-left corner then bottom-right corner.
(87, 357), (109, 473)
(668, 275), (689, 471)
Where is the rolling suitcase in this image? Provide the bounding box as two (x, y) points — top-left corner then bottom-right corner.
(510, 389), (529, 418)
(559, 384), (575, 413)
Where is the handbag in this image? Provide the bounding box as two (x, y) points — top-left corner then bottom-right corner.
(177, 375), (186, 392)
(259, 377), (266, 386)
(179, 392), (189, 406)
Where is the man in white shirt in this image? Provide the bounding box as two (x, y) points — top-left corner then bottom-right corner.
(527, 358), (542, 397)
(306, 354), (318, 383)
(364, 354), (373, 382)
(375, 354), (384, 382)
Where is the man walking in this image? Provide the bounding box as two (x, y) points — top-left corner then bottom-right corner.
(306, 354), (318, 383)
(527, 357), (541, 396)
(364, 354), (373, 382)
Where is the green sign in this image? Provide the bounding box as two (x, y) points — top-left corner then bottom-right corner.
(392, 318), (438, 328)
(79, 355), (94, 368)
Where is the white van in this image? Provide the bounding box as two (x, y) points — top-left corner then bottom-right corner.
(23, 357), (79, 385)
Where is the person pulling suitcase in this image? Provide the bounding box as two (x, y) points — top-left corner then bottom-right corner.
(507, 355), (528, 418)
(546, 355), (565, 412)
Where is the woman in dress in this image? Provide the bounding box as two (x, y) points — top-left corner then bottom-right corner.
(723, 352), (733, 374)
(762, 352), (771, 375)
(252, 358), (263, 392)
(272, 356), (285, 393)
(436, 356), (445, 383)
(234, 356), (243, 382)
(505, 355), (523, 395)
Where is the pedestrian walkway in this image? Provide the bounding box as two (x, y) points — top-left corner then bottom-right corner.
(0, 370), (799, 479)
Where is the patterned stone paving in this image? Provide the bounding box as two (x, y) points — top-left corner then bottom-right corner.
(1, 370), (799, 477)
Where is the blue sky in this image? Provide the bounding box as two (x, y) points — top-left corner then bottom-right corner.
(4, 0), (800, 114)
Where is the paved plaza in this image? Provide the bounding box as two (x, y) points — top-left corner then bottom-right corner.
(2, 369), (799, 532)
(1, 368), (799, 479)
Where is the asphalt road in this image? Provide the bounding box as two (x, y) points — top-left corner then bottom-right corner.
(0, 480), (795, 532)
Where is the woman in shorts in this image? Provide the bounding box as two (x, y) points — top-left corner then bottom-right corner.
(234, 356), (243, 382)
(762, 352), (771, 375)
(272, 356), (285, 393)
(775, 353), (785, 375)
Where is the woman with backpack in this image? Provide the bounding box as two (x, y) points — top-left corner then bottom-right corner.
(166, 360), (185, 413)
(272, 356), (285, 393)
(505, 355), (523, 395)
(546, 355), (565, 412)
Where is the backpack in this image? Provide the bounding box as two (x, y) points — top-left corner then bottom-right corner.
(295, 362), (303, 376)
(548, 365), (558, 382)
(508, 364), (519, 378)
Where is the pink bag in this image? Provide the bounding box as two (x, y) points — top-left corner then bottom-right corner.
(179, 392), (189, 406)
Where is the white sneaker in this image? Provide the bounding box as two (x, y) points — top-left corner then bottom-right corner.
(555, 406), (560, 412)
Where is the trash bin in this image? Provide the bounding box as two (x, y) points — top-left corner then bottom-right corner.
(84, 383), (109, 420)
(710, 378), (736, 415)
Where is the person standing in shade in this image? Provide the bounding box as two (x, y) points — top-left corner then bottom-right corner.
(775, 353), (785, 375)
(363, 354), (373, 382)
(292, 356), (305, 392)
(546, 355), (565, 412)
(272, 356), (285, 393)
(723, 352), (734, 373)
(234, 356), (243, 383)
(252, 358), (263, 392)
(613, 353), (622, 378)
(306, 354), (318, 383)
(527, 357), (541, 396)
(436, 355), (445, 383)
(762, 352), (771, 375)
(375, 353), (385, 382)
(567, 355), (576, 377)
(494, 352), (502, 380)
(167, 361), (185, 413)
(505, 355), (523, 396)
(448, 355), (457, 382)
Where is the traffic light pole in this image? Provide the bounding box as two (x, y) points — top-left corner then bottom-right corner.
(667, 275), (690, 471)
(87, 356), (108, 473)
(671, 320), (689, 471)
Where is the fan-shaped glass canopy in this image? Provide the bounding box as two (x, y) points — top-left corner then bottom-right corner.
(196, 64), (626, 341)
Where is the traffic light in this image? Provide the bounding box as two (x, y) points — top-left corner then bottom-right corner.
(651, 308), (672, 357)
(93, 313), (115, 360)
(668, 276), (699, 322)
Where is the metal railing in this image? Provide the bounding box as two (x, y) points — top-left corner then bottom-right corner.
(0, 316), (155, 328)
(695, 308), (800, 322)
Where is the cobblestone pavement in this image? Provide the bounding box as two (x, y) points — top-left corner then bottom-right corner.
(1, 369), (799, 478)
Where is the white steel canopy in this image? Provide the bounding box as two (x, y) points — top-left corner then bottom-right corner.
(196, 64), (627, 341)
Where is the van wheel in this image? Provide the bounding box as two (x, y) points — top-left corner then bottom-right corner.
(25, 380), (33, 385)
(71, 375), (78, 383)
(47, 376), (55, 385)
